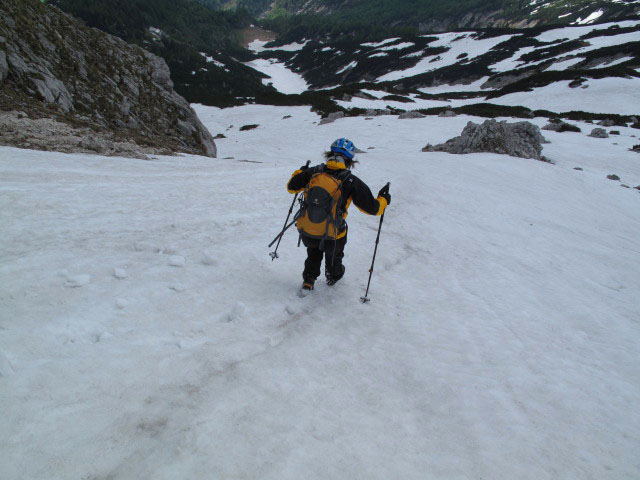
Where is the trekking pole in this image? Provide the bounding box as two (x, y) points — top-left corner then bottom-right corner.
(361, 182), (390, 303)
(269, 160), (310, 260)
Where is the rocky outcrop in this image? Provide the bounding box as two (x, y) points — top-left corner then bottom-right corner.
(319, 111), (345, 125)
(0, 0), (216, 157)
(0, 111), (170, 158)
(589, 128), (609, 138)
(542, 119), (581, 133)
(422, 119), (548, 161)
(398, 111), (425, 119)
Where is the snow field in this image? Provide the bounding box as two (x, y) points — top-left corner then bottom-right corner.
(377, 33), (515, 82)
(243, 58), (309, 95)
(1, 104), (640, 479)
(491, 77), (640, 115)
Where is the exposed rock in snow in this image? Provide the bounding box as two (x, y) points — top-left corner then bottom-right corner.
(319, 111), (345, 125)
(589, 128), (609, 138)
(422, 119), (548, 160)
(542, 119), (581, 133)
(398, 111), (426, 119)
(438, 110), (458, 117)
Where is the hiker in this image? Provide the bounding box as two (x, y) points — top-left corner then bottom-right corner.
(287, 138), (391, 294)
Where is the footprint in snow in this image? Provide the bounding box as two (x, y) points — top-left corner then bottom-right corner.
(113, 268), (128, 279)
(65, 274), (91, 288)
(0, 353), (15, 377)
(201, 250), (217, 266)
(168, 256), (186, 267)
(162, 245), (179, 255)
(134, 241), (160, 253)
(169, 283), (187, 292)
(223, 302), (246, 322)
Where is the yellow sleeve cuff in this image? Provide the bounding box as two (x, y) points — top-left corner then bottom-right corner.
(376, 196), (388, 215)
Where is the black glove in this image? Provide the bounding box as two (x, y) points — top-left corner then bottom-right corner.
(378, 185), (391, 205)
(299, 162), (309, 171)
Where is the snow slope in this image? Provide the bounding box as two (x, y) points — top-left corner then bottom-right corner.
(1, 105), (640, 479)
(244, 58), (309, 94)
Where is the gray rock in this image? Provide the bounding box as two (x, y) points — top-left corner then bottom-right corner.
(398, 111), (425, 119)
(319, 111), (345, 125)
(598, 119), (615, 127)
(438, 110), (457, 117)
(422, 119), (547, 160)
(0, 0), (216, 157)
(542, 120), (581, 133)
(0, 51), (7, 82)
(607, 174), (620, 181)
(176, 119), (196, 136)
(480, 70), (536, 90)
(32, 75), (73, 112)
(589, 128), (609, 138)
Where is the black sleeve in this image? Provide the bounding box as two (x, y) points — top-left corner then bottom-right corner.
(348, 175), (385, 216)
(287, 165), (322, 193)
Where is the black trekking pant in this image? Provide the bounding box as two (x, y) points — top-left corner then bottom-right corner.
(301, 233), (347, 283)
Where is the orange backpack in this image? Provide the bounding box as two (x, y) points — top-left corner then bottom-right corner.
(296, 170), (350, 241)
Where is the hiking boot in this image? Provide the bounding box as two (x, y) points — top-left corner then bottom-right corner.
(297, 281), (314, 298)
(326, 265), (345, 286)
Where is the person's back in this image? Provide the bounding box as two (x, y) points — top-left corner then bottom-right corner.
(286, 138), (391, 296)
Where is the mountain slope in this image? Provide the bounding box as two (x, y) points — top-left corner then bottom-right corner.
(0, 0), (216, 157)
(259, 0), (640, 35)
(50, 0), (279, 106)
(248, 20), (640, 117)
(1, 104), (639, 478)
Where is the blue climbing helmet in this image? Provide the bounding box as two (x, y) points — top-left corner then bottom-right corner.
(330, 138), (356, 160)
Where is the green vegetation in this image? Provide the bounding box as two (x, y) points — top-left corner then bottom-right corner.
(259, 0), (515, 41)
(50, 0), (277, 105)
(52, 0), (250, 51)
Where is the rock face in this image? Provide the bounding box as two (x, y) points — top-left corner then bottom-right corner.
(0, 0), (216, 157)
(422, 119), (547, 160)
